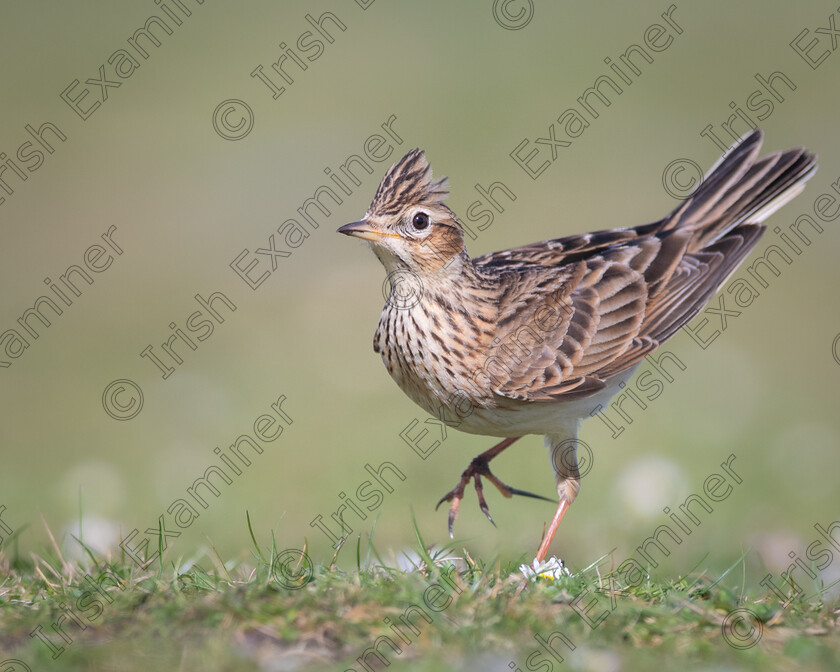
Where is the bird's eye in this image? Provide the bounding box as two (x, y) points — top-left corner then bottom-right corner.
(412, 212), (430, 231)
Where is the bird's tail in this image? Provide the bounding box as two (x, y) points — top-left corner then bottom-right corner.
(659, 129), (817, 252)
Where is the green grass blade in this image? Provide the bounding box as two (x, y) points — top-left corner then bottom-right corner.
(410, 508), (435, 575)
(706, 547), (752, 592)
(70, 534), (98, 567)
(246, 510), (267, 564)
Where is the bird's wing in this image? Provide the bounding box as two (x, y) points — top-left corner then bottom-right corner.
(479, 130), (816, 402)
(474, 225), (661, 271)
(488, 224), (764, 402)
(487, 244), (650, 402)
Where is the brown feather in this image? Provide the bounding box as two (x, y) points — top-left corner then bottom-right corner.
(479, 130), (816, 402)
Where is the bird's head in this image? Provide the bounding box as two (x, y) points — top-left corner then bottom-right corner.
(338, 149), (468, 280)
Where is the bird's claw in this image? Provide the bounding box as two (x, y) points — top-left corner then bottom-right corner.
(435, 455), (553, 537)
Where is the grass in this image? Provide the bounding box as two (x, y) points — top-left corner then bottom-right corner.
(1, 519), (839, 671)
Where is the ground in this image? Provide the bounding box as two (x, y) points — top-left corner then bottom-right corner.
(1, 523), (838, 672)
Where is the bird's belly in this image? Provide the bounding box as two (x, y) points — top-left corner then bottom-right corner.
(389, 360), (640, 439)
(378, 300), (638, 439)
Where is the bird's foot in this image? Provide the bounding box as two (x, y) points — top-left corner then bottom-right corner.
(435, 454), (554, 538)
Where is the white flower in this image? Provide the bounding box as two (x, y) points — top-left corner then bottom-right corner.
(518, 556), (570, 581)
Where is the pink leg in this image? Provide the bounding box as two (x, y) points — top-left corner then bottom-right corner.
(535, 499), (570, 563)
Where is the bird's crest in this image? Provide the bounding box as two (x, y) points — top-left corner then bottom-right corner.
(367, 149), (450, 217)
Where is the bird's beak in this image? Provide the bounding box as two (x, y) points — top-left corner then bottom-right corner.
(337, 221), (399, 242)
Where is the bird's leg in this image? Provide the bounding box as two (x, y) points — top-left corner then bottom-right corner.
(436, 437), (554, 537)
(535, 500), (571, 563)
(534, 434), (582, 564)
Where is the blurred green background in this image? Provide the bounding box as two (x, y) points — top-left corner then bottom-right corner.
(1, 1), (838, 591)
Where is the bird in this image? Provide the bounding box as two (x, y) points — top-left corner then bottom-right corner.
(337, 129), (817, 564)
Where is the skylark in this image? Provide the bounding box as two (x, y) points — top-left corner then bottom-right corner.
(338, 130), (817, 563)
